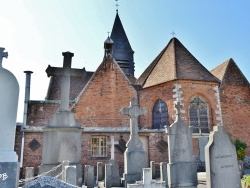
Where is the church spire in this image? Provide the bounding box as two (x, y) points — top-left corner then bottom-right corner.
(110, 12), (135, 77)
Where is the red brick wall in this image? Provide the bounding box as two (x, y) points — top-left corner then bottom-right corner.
(27, 103), (60, 126)
(73, 60), (137, 127)
(220, 85), (250, 155)
(140, 80), (219, 130)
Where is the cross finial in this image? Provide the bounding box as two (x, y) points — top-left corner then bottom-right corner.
(107, 31), (110, 37)
(115, 0), (119, 12)
(171, 31), (176, 38)
(175, 101), (183, 120)
(0, 47), (8, 66)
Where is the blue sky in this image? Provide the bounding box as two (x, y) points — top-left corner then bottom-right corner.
(0, 0), (249, 122)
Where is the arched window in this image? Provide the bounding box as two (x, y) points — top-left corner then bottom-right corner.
(152, 99), (169, 129)
(189, 96), (209, 133)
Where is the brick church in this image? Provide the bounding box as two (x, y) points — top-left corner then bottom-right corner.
(15, 12), (250, 176)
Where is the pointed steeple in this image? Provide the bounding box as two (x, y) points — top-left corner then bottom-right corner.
(137, 37), (220, 88)
(111, 12), (135, 76)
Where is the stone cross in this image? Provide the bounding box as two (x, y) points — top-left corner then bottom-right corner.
(175, 101), (183, 121)
(120, 98), (147, 137)
(46, 52), (85, 111)
(0, 47), (8, 66)
(108, 136), (118, 160)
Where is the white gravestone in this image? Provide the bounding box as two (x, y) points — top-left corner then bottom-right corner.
(205, 125), (241, 188)
(120, 98), (147, 186)
(166, 102), (198, 188)
(0, 47), (20, 188)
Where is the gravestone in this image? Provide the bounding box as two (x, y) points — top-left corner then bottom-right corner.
(22, 176), (77, 188)
(205, 125), (241, 188)
(106, 136), (120, 187)
(40, 52), (83, 186)
(86, 165), (94, 188)
(96, 162), (103, 181)
(64, 165), (77, 186)
(120, 98), (147, 186)
(0, 47), (20, 188)
(159, 162), (168, 184)
(105, 164), (112, 188)
(166, 102), (198, 188)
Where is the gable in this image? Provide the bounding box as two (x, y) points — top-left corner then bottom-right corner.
(72, 57), (137, 127)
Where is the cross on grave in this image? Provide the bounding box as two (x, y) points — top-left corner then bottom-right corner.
(175, 101), (183, 121)
(0, 47), (8, 66)
(120, 98), (147, 136)
(108, 136), (118, 160)
(46, 52), (86, 111)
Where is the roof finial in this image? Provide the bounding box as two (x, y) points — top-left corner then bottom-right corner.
(171, 31), (176, 38)
(115, 0), (119, 12)
(107, 31), (110, 37)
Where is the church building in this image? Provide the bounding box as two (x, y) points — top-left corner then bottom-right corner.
(15, 11), (250, 177)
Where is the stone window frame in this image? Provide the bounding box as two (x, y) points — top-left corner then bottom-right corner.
(188, 96), (210, 134)
(152, 99), (169, 129)
(91, 136), (108, 157)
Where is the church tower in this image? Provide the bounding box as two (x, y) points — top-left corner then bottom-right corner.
(111, 11), (135, 77)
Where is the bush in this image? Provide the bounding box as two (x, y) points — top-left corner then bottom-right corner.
(234, 138), (247, 160)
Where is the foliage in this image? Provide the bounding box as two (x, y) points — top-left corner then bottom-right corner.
(241, 175), (250, 187)
(234, 138), (247, 160)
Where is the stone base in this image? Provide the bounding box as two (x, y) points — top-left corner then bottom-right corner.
(0, 162), (20, 188)
(39, 163), (82, 186)
(167, 162), (198, 188)
(42, 127), (82, 164)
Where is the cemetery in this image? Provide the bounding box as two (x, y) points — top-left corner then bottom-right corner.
(1, 4), (250, 188)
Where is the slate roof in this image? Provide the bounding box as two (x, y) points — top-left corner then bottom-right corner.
(136, 37), (220, 88)
(111, 12), (135, 76)
(211, 58), (249, 86)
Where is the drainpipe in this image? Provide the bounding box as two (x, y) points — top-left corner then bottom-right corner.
(20, 71), (33, 168)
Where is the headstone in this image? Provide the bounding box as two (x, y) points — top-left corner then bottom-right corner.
(25, 167), (34, 183)
(127, 168), (166, 188)
(86, 165), (94, 188)
(166, 102), (198, 188)
(64, 165), (77, 186)
(120, 98), (147, 186)
(96, 162), (103, 181)
(106, 136), (121, 186)
(150, 161), (156, 179)
(40, 52), (83, 186)
(84, 165), (90, 186)
(0, 47), (20, 188)
(105, 164), (112, 188)
(205, 125), (241, 188)
(22, 176), (77, 188)
(159, 162), (167, 184)
(107, 159), (121, 187)
(198, 137), (209, 162)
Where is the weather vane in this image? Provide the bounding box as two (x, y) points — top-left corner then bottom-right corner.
(115, 0), (119, 12)
(171, 31), (176, 38)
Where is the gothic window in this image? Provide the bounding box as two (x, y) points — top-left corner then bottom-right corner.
(91, 136), (107, 157)
(189, 96), (209, 133)
(152, 99), (169, 129)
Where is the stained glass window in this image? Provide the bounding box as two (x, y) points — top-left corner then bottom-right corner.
(152, 99), (169, 129)
(189, 96), (209, 133)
